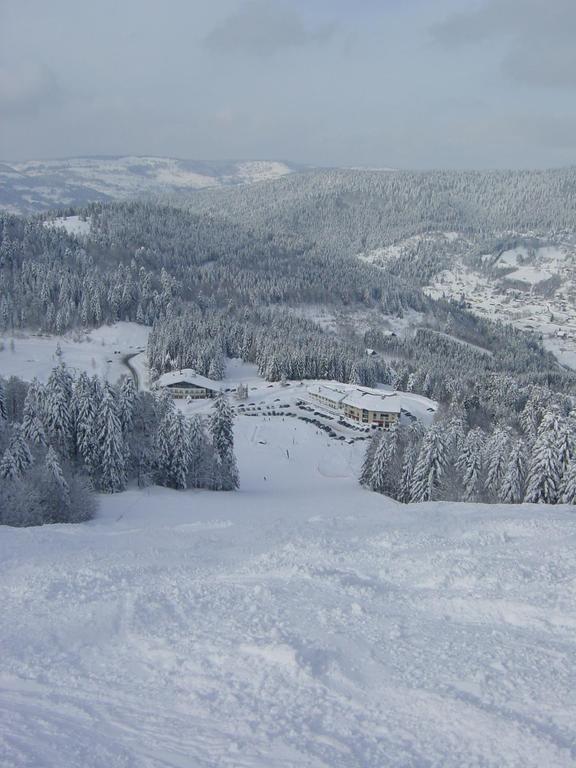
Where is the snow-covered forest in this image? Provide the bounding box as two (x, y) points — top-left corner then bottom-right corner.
(0, 364), (238, 526)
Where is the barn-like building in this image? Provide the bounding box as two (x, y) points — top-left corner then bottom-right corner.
(155, 369), (221, 399)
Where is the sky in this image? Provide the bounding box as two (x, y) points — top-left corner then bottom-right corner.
(1, 0), (575, 169)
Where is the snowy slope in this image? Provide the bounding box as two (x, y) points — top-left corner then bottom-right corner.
(1, 409), (575, 767)
(0, 323), (149, 383)
(0, 156), (297, 214)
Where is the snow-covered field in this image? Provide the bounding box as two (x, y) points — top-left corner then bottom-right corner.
(0, 323), (149, 383)
(1, 410), (576, 767)
(43, 215), (92, 237)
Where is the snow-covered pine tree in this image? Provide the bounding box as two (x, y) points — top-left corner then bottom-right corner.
(118, 376), (137, 435)
(359, 433), (380, 486)
(0, 448), (19, 480)
(410, 424), (448, 503)
(556, 417), (576, 477)
(187, 414), (207, 488)
(45, 363), (73, 453)
(73, 372), (98, 477)
(520, 387), (546, 437)
(167, 411), (190, 490)
(209, 393), (239, 490)
(399, 439), (419, 503)
(96, 383), (126, 493)
(0, 380), (6, 421)
(524, 407), (563, 504)
(457, 427), (486, 501)
(45, 445), (70, 505)
(210, 393), (235, 462)
(499, 440), (526, 504)
(484, 426), (510, 494)
(559, 456), (576, 504)
(370, 427), (399, 497)
(10, 426), (33, 476)
(22, 381), (47, 446)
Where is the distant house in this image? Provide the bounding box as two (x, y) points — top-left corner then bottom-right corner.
(155, 369), (220, 399)
(307, 382), (401, 428)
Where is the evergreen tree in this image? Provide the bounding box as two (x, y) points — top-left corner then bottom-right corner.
(457, 428), (486, 501)
(499, 440), (526, 504)
(359, 434), (380, 487)
(167, 411), (190, 490)
(45, 363), (73, 453)
(45, 446), (70, 506)
(21, 380), (47, 446)
(370, 428), (399, 496)
(96, 383), (126, 493)
(485, 427), (510, 495)
(399, 440), (418, 503)
(525, 408), (563, 504)
(119, 376), (137, 435)
(410, 425), (448, 503)
(560, 456), (576, 504)
(0, 380), (6, 421)
(0, 448), (19, 480)
(10, 426), (33, 476)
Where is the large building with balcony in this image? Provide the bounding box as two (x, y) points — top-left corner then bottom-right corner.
(307, 383), (402, 428)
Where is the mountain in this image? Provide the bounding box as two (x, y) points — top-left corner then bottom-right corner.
(0, 155), (300, 213)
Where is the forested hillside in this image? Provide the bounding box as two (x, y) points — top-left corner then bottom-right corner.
(182, 167), (576, 255)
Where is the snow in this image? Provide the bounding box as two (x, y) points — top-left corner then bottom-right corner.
(0, 323), (149, 383)
(1, 411), (575, 767)
(155, 369), (221, 392)
(43, 215), (91, 237)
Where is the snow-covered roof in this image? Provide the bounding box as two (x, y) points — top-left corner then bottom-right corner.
(307, 383), (349, 403)
(156, 369), (221, 391)
(342, 390), (402, 414)
(308, 381), (402, 414)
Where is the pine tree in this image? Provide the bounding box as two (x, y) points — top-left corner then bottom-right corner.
(45, 363), (73, 453)
(0, 448), (19, 480)
(370, 428), (399, 496)
(0, 380), (7, 421)
(525, 408), (563, 504)
(457, 428), (486, 501)
(45, 445), (70, 505)
(399, 439), (418, 503)
(499, 440), (526, 504)
(167, 411), (190, 490)
(359, 434), (380, 486)
(560, 456), (576, 504)
(10, 426), (33, 476)
(188, 415), (207, 488)
(485, 426), (510, 494)
(410, 425), (448, 503)
(22, 382), (47, 446)
(96, 383), (126, 493)
(119, 376), (137, 435)
(210, 393), (235, 462)
(74, 373), (98, 477)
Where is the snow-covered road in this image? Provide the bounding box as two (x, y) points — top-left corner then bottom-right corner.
(1, 417), (575, 767)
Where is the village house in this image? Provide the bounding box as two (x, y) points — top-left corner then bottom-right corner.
(307, 382), (401, 428)
(155, 369), (221, 399)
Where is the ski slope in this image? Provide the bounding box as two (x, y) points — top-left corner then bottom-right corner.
(1, 410), (575, 767)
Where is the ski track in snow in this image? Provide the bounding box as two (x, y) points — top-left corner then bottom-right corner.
(1, 411), (576, 767)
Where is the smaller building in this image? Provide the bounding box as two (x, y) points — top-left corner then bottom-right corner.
(155, 369), (221, 399)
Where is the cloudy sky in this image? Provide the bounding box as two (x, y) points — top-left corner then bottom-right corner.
(1, 0), (574, 168)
